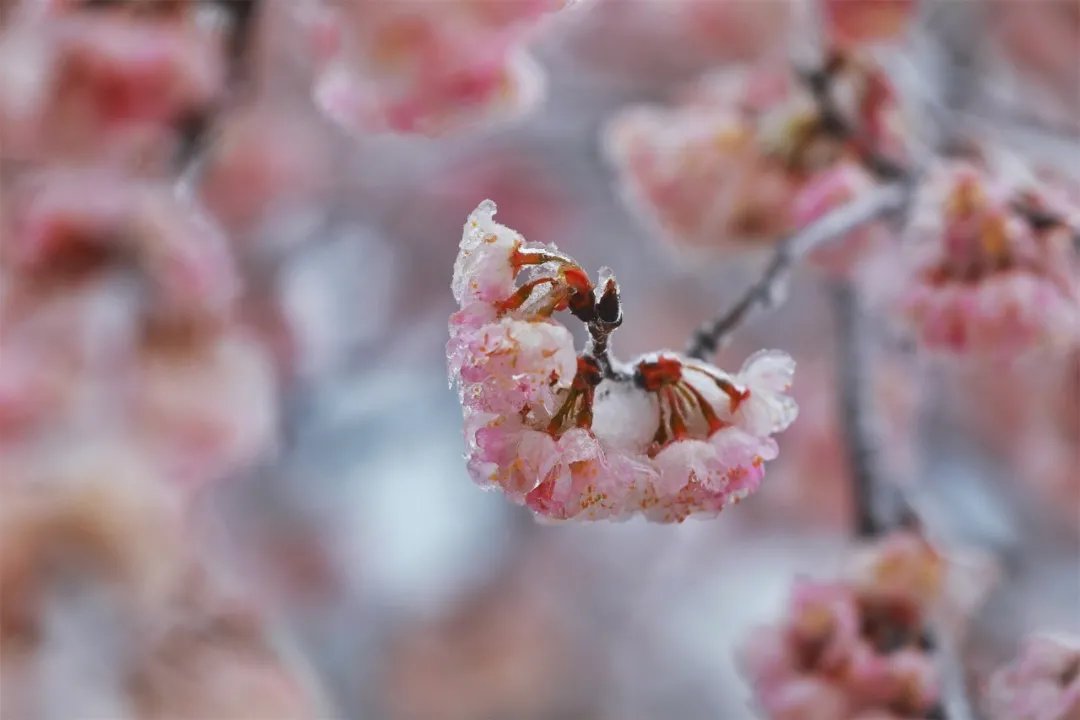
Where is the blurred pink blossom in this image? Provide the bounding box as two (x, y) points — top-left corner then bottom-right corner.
(606, 53), (905, 270)
(742, 531), (946, 719)
(984, 634), (1080, 720)
(306, 0), (566, 135)
(897, 163), (1080, 355)
(0, 3), (225, 168)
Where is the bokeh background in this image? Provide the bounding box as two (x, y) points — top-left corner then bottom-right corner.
(1, 1), (1077, 718)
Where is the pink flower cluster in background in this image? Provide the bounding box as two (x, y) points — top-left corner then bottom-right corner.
(742, 531), (946, 720)
(605, 50), (904, 274)
(0, 167), (277, 491)
(0, 0), (226, 170)
(448, 201), (797, 522)
(984, 634), (1080, 720)
(306, 0), (569, 135)
(898, 163), (1080, 355)
(0, 449), (316, 719)
(0, 0), (315, 713)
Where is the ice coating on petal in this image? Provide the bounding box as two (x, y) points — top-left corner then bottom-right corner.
(735, 349), (799, 436)
(452, 200), (522, 306)
(652, 439), (717, 495)
(467, 421), (559, 500)
(448, 315), (576, 417)
(710, 426), (776, 497)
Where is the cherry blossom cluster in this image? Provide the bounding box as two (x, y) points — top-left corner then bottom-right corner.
(448, 201), (797, 522)
(605, 49), (904, 274)
(1, 166), (278, 491)
(0, 0), (280, 494)
(0, 0), (227, 170)
(0, 447), (317, 718)
(742, 531), (947, 719)
(898, 163), (1080, 355)
(0, 0), (312, 712)
(305, 0), (570, 136)
(983, 634), (1080, 720)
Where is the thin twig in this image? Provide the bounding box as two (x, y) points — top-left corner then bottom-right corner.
(685, 183), (909, 360)
(586, 329), (627, 382)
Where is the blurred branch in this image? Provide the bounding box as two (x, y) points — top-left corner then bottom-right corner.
(1011, 199), (1080, 253)
(830, 280), (884, 538)
(832, 284), (976, 718)
(685, 183), (909, 360)
(175, 0), (262, 169)
(934, 626), (978, 720)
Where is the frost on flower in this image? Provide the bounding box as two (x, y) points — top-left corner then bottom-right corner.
(741, 531), (947, 720)
(306, 0), (566, 136)
(448, 201), (797, 522)
(898, 163), (1080, 354)
(605, 51), (905, 268)
(984, 634), (1080, 720)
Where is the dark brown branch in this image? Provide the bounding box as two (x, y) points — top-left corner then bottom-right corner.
(685, 183), (909, 360)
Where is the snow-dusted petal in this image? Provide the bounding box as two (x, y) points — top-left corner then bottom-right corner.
(735, 349), (799, 436)
(452, 200), (523, 306)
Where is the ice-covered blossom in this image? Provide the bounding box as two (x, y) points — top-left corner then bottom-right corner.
(898, 163), (1080, 354)
(742, 531), (946, 719)
(606, 52), (905, 266)
(448, 201), (797, 522)
(305, 0), (567, 135)
(984, 634), (1080, 720)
